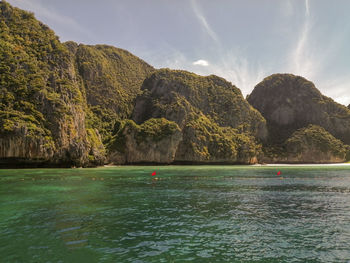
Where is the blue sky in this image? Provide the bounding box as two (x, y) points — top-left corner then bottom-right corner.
(6, 0), (350, 105)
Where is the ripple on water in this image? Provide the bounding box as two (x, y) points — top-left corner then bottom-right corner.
(1, 166), (350, 262)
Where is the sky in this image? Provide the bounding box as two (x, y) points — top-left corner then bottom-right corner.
(6, 0), (350, 106)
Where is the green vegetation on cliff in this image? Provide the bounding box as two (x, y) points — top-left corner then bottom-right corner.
(108, 118), (182, 164)
(0, 2), (156, 166)
(284, 125), (349, 163)
(70, 43), (154, 142)
(1, 2), (348, 166)
(248, 73), (350, 145)
(175, 113), (261, 163)
(261, 125), (349, 163)
(286, 125), (346, 158)
(109, 118), (180, 153)
(133, 68), (267, 138)
(346, 147), (350, 162)
(1, 2), (65, 136)
(131, 69), (265, 163)
(0, 1), (106, 166)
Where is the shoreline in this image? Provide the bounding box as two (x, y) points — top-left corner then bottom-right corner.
(0, 162), (349, 169)
(103, 162), (350, 168)
(253, 163), (350, 166)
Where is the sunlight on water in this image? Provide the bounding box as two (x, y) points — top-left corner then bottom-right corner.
(0, 166), (350, 262)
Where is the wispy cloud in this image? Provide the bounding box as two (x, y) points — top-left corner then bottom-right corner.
(289, 21), (315, 79)
(288, 0), (315, 80)
(211, 53), (266, 97)
(193, 59), (209, 66)
(140, 0), (349, 106)
(144, 47), (266, 99)
(305, 0), (310, 17)
(187, 0), (265, 95)
(190, 0), (219, 44)
(286, 0), (349, 105)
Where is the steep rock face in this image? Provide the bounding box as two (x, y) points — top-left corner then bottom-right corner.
(262, 125), (347, 163)
(133, 69), (267, 138)
(86, 128), (106, 167)
(75, 44), (154, 117)
(131, 69), (266, 163)
(0, 125), (54, 167)
(174, 113), (260, 164)
(0, 2), (104, 166)
(2, 2), (348, 166)
(108, 118), (182, 164)
(69, 43), (155, 142)
(248, 74), (350, 144)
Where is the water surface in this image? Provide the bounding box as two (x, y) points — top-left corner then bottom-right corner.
(1, 165), (350, 262)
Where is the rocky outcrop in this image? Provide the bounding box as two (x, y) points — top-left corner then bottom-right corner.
(1, 2), (349, 166)
(108, 118), (182, 164)
(130, 69), (266, 164)
(86, 128), (106, 166)
(0, 125), (54, 167)
(0, 2), (104, 167)
(174, 113), (260, 164)
(70, 43), (155, 141)
(133, 69), (267, 139)
(248, 74), (350, 145)
(261, 125), (348, 163)
(74, 44), (154, 117)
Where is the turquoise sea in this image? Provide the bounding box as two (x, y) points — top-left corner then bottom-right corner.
(1, 165), (350, 262)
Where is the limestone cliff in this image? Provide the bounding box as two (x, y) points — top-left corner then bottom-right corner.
(248, 74), (350, 145)
(0, 2), (104, 167)
(261, 125), (348, 163)
(67, 42), (155, 142)
(1, 2), (349, 166)
(108, 118), (182, 164)
(174, 113), (260, 164)
(130, 69), (266, 164)
(0, 2), (155, 167)
(133, 69), (267, 139)
(0, 125), (54, 167)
